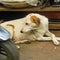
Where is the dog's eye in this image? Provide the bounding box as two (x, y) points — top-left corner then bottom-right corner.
(26, 23), (29, 25)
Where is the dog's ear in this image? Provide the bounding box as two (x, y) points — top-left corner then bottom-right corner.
(30, 15), (40, 24)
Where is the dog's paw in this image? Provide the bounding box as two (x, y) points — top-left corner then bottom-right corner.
(53, 40), (60, 45)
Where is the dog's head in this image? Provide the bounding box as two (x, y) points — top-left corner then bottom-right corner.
(21, 13), (41, 33)
(26, 0), (40, 6)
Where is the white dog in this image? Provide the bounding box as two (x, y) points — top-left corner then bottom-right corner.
(0, 13), (60, 45)
(0, 0), (40, 6)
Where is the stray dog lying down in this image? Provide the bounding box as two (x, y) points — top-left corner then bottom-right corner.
(0, 0), (40, 6)
(1, 13), (60, 45)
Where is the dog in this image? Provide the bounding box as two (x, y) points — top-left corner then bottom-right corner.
(25, 0), (40, 6)
(1, 0), (40, 6)
(1, 13), (60, 46)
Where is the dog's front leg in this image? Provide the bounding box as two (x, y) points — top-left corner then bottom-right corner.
(36, 34), (45, 41)
(45, 31), (60, 45)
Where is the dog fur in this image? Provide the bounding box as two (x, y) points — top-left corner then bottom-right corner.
(1, 0), (40, 6)
(1, 13), (60, 45)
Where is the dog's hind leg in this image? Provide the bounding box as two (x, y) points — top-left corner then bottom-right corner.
(15, 40), (31, 44)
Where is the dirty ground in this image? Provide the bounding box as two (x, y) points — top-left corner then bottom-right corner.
(20, 31), (60, 60)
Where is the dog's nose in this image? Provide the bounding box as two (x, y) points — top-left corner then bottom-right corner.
(20, 30), (23, 33)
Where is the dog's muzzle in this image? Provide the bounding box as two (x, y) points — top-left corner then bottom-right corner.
(20, 28), (38, 33)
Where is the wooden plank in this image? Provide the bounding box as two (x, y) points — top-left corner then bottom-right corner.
(51, 30), (60, 37)
(49, 23), (60, 29)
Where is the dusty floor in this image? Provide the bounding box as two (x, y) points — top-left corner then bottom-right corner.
(20, 41), (60, 60)
(19, 31), (60, 60)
